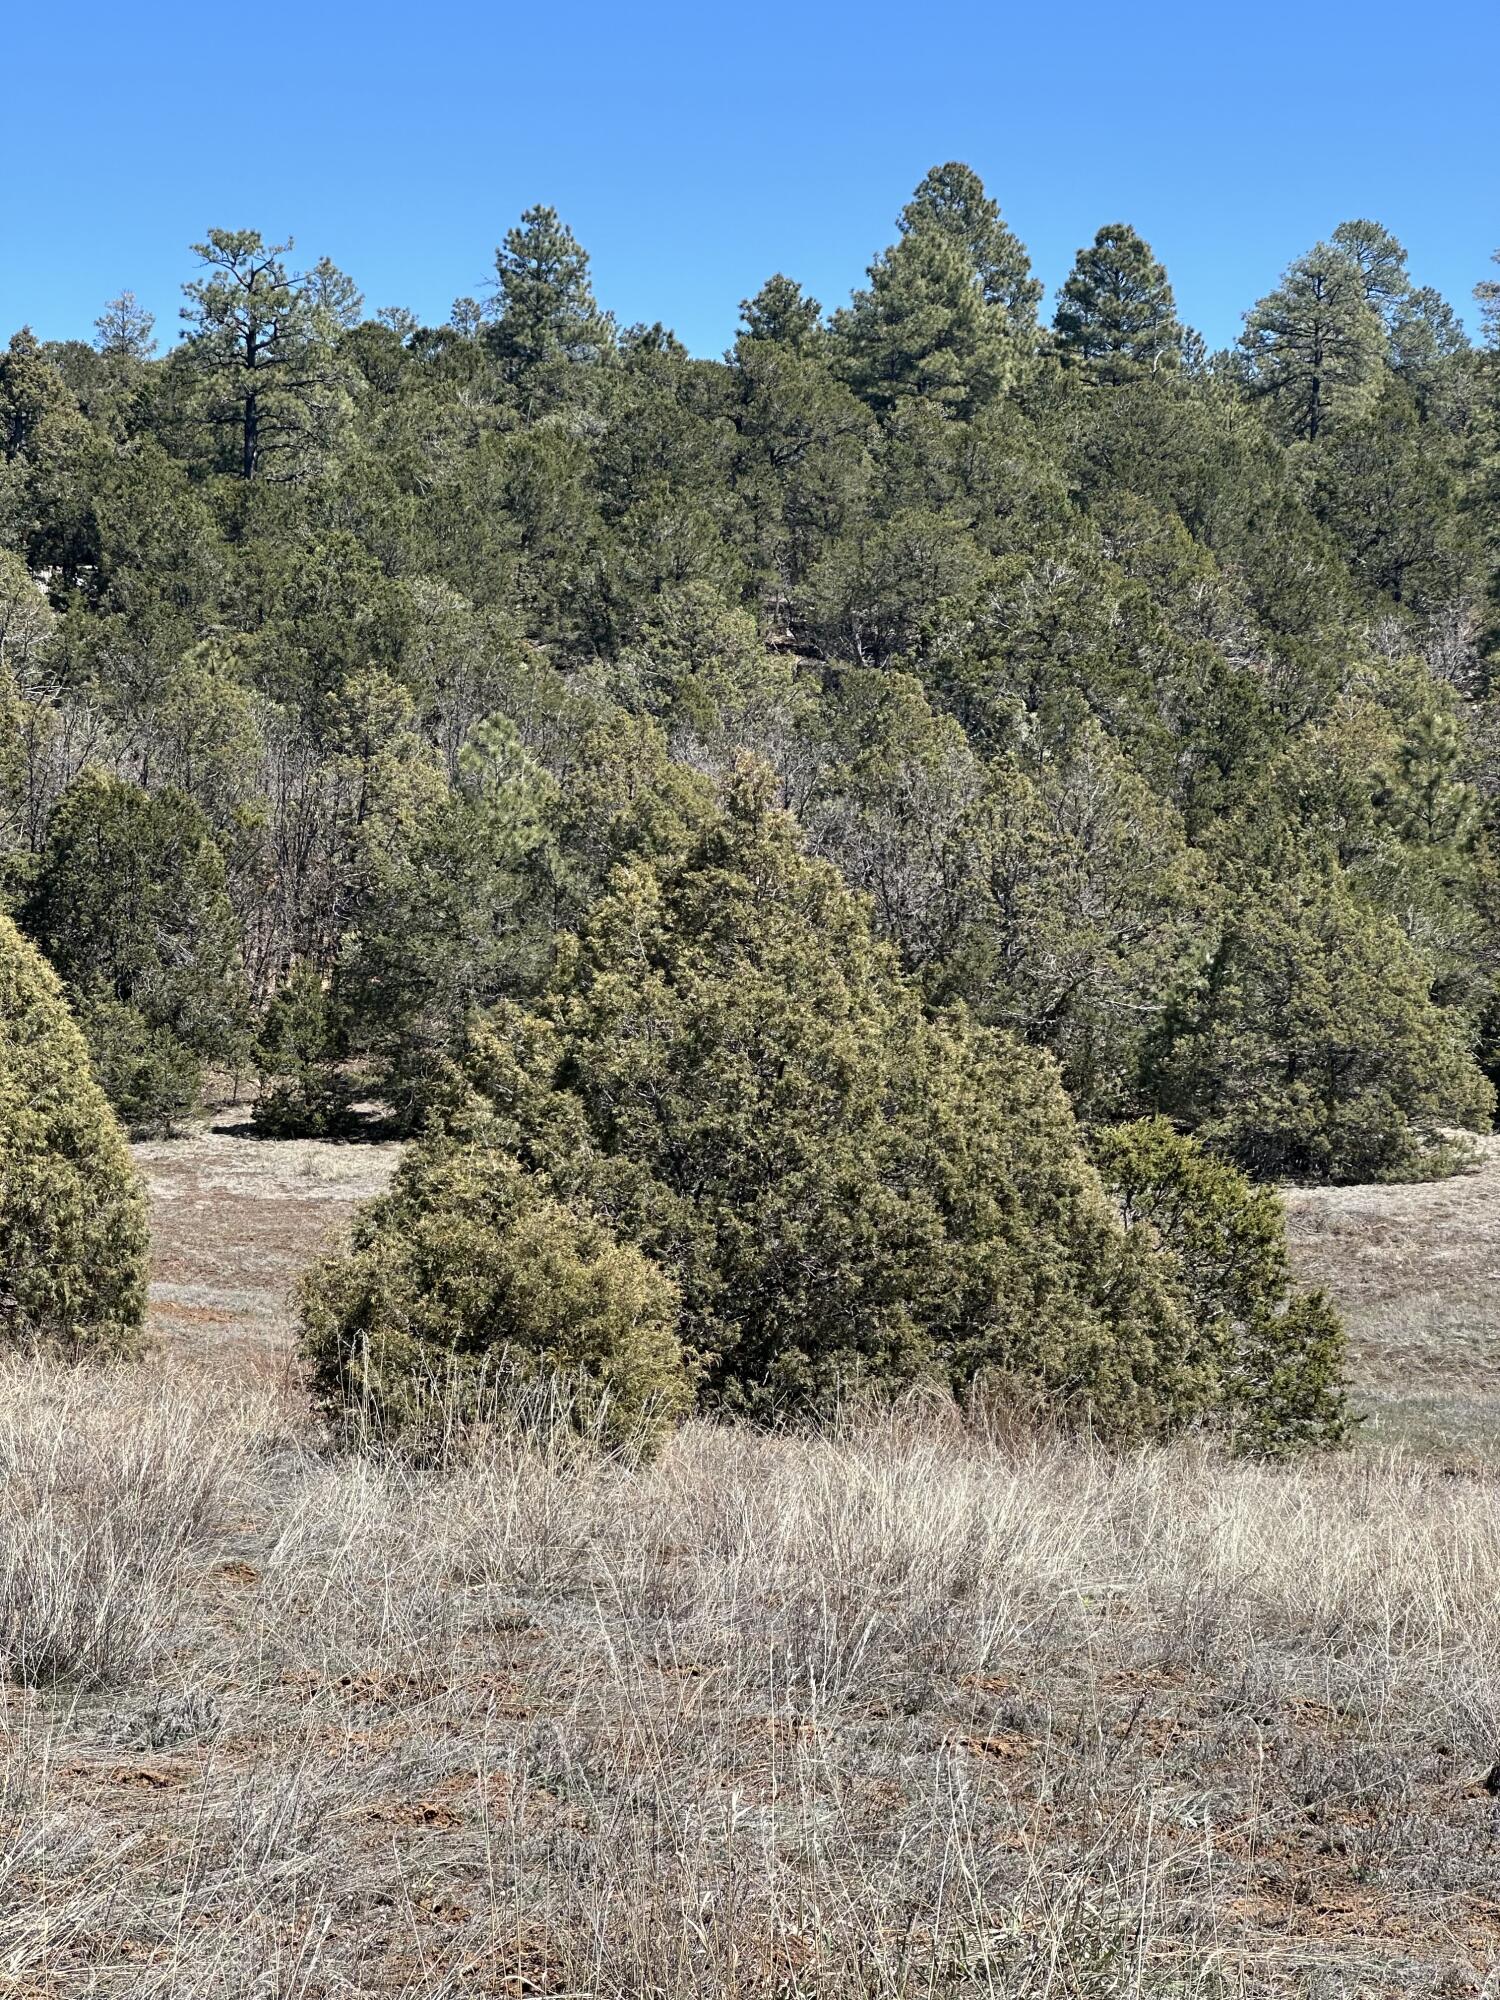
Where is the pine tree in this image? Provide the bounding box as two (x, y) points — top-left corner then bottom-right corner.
(832, 164), (1037, 416)
(486, 205), (614, 403)
(738, 274), (823, 352)
(899, 163), (1042, 328)
(179, 229), (350, 479)
(1240, 242), (1387, 443)
(1330, 219), (1411, 327)
(1053, 224), (1183, 382)
(1478, 250), (1500, 347)
(94, 290), (157, 360)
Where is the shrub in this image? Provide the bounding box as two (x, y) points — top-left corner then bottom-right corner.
(1151, 863), (1493, 1182)
(300, 1142), (690, 1448)
(23, 772), (247, 1128)
(1094, 1117), (1347, 1453)
(359, 767), (1209, 1435)
(0, 913), (148, 1357)
(251, 966), (355, 1138)
(74, 992), (202, 1138)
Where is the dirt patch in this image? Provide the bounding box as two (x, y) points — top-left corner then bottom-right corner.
(133, 1117), (402, 1365)
(1285, 1134), (1500, 1457)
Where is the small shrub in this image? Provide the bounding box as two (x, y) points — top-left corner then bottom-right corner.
(74, 991), (202, 1137)
(252, 966), (355, 1138)
(300, 1141), (691, 1448)
(1094, 1116), (1347, 1453)
(0, 913), (148, 1357)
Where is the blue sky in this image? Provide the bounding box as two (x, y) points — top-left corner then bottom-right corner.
(3, 0), (1496, 358)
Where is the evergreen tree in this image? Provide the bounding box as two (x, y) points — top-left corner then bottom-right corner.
(738, 274), (823, 352)
(94, 290), (157, 360)
(251, 966), (354, 1138)
(302, 1146), (691, 1446)
(426, 766), (1204, 1430)
(1240, 242), (1387, 442)
(179, 229), (349, 478)
(899, 162), (1041, 328)
(1477, 249), (1500, 346)
(0, 911), (148, 1356)
(1330, 218), (1411, 327)
(1151, 858), (1493, 1181)
(486, 205), (614, 403)
(1053, 223), (1183, 381)
(0, 328), (80, 463)
(832, 164), (1037, 416)
(1095, 1119), (1346, 1453)
(24, 773), (247, 1131)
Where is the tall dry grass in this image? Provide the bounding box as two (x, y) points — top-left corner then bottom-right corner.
(1, 1361), (1498, 1995)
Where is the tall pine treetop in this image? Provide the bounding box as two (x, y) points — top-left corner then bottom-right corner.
(1053, 223), (1184, 381)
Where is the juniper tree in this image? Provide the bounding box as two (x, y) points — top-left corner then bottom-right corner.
(0, 912), (148, 1356)
(24, 773), (247, 1130)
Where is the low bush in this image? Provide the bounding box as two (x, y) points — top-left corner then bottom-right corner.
(0, 913), (148, 1356)
(1094, 1116), (1347, 1453)
(300, 1141), (690, 1448)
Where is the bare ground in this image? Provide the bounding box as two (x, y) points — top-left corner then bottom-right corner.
(1284, 1133), (1500, 1459)
(133, 1114), (401, 1372)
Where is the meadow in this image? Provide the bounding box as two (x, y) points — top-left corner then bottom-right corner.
(2, 1126), (1498, 1997)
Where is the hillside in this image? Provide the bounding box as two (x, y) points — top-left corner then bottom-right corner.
(1285, 1136), (1500, 1458)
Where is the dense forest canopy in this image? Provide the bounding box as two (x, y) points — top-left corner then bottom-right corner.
(2, 166), (1498, 1434)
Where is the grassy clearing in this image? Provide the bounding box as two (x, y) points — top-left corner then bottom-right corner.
(5, 1363), (1500, 1995)
(0, 1125), (1494, 1994)
(1284, 1134), (1500, 1460)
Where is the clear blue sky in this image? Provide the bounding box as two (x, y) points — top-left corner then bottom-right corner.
(3, 0), (1496, 358)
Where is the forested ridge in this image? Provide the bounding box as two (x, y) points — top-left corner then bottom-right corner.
(3, 165), (1499, 1438)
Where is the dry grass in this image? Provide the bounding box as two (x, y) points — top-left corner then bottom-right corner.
(1284, 1134), (1500, 1460)
(4, 1363), (1500, 1997)
(0, 1126), (1491, 1994)
(134, 1115), (400, 1370)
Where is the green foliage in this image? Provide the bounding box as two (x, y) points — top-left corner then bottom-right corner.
(300, 1143), (689, 1447)
(484, 205), (614, 407)
(23, 772), (246, 1130)
(1094, 1118), (1347, 1453)
(76, 992), (203, 1138)
(1053, 224), (1183, 382)
(252, 965), (354, 1138)
(1240, 241), (1388, 443)
(739, 275), (824, 353)
(426, 769), (1207, 1432)
(0, 182), (1494, 1355)
(178, 229), (352, 480)
(339, 711), (558, 1126)
(951, 744), (1208, 1115)
(1151, 858), (1493, 1182)
(0, 912), (148, 1356)
(832, 165), (1038, 417)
